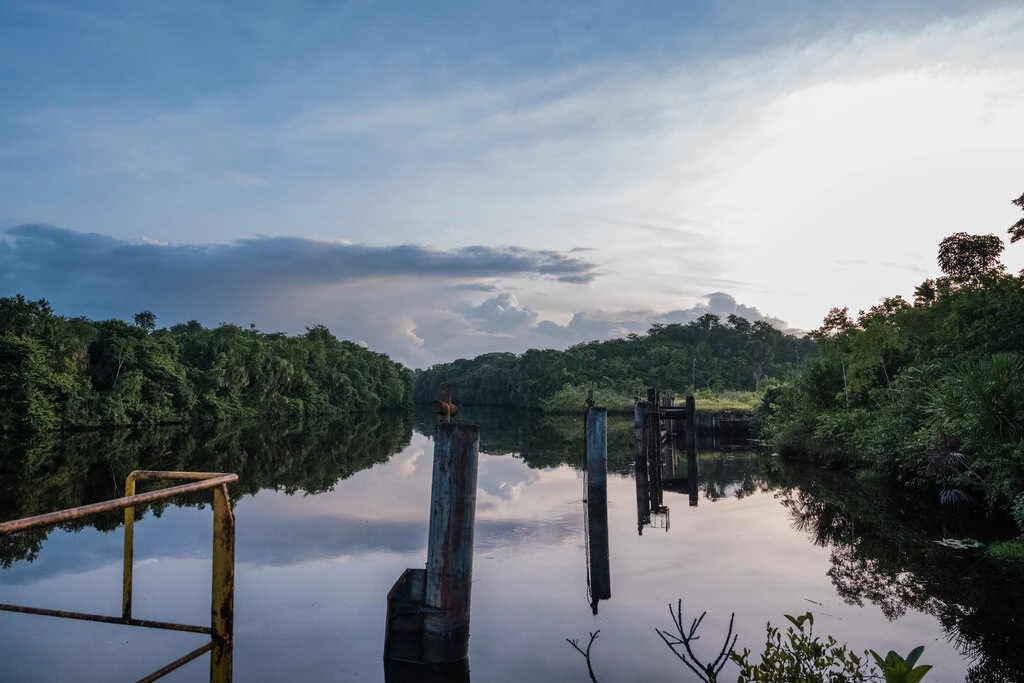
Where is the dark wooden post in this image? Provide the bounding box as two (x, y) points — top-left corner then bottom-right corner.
(685, 395), (696, 450)
(634, 400), (647, 456)
(685, 395), (698, 507)
(586, 408), (611, 611)
(634, 401), (650, 535)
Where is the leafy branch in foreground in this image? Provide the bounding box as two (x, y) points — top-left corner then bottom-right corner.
(567, 600), (933, 683)
(870, 646), (932, 683)
(731, 611), (873, 682)
(655, 599), (737, 682)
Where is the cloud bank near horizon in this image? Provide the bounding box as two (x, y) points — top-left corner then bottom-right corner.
(0, 224), (789, 366)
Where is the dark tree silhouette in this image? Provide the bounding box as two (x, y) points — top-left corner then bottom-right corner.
(937, 232), (1004, 283)
(1009, 191), (1024, 243)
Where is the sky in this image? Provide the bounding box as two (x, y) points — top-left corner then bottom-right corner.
(2, 0), (1023, 367)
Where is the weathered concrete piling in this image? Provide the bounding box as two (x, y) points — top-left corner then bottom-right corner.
(385, 423), (479, 670)
(586, 407), (611, 612)
(425, 423), (479, 656)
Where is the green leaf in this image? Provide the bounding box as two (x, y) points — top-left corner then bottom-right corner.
(905, 665), (932, 683)
(904, 646), (924, 668)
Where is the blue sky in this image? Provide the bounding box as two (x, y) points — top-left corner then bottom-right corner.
(3, 1), (1023, 365)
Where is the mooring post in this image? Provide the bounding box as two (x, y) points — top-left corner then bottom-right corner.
(423, 423), (479, 662)
(685, 394), (696, 450)
(685, 395), (698, 507)
(634, 401), (647, 455)
(586, 407), (611, 611)
(634, 401), (650, 535)
(648, 396), (661, 466)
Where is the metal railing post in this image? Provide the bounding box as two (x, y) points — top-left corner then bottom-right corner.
(211, 483), (235, 681)
(1, 470), (238, 682)
(122, 472), (138, 620)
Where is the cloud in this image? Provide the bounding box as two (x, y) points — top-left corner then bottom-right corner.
(657, 292), (787, 329)
(0, 224), (605, 364)
(0, 222), (596, 318)
(2, 223), (596, 287)
(454, 293), (538, 333)
(429, 290), (792, 363)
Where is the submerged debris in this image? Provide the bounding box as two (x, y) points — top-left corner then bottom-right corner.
(933, 538), (985, 549)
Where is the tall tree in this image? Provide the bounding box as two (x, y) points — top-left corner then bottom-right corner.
(937, 232), (1005, 284)
(1008, 191), (1024, 244)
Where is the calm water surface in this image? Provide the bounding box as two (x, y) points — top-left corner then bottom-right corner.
(0, 411), (1019, 681)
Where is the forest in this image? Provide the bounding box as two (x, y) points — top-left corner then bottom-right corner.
(413, 315), (818, 411)
(758, 192), (1024, 538)
(0, 300), (413, 432)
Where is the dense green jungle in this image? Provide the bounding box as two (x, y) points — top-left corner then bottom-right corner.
(1, 410), (1023, 680)
(757, 192), (1024, 550)
(413, 316), (817, 411)
(0, 299), (413, 432)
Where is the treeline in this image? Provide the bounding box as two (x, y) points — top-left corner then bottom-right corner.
(759, 192), (1024, 533)
(414, 315), (818, 410)
(0, 296), (413, 432)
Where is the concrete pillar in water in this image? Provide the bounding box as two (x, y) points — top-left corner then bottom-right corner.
(424, 423), (479, 661)
(385, 422), (479, 672)
(586, 408), (611, 611)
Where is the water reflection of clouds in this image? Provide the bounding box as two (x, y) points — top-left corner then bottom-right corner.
(0, 435), (584, 583)
(476, 453), (541, 501)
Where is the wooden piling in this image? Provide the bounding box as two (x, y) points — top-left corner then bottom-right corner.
(685, 395), (698, 507)
(685, 395), (696, 450)
(634, 401), (650, 535)
(634, 401), (647, 452)
(586, 408), (611, 609)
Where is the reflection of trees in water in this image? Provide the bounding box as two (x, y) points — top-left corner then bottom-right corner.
(695, 451), (763, 502)
(767, 462), (1024, 680)
(825, 545), (928, 621)
(414, 407), (637, 474)
(0, 412), (413, 566)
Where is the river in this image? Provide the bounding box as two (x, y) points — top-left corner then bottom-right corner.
(0, 409), (1020, 682)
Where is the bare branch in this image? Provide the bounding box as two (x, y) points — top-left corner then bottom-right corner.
(566, 630), (600, 683)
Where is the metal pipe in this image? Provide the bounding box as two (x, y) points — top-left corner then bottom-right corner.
(0, 604), (212, 634)
(123, 474), (137, 619)
(137, 642), (215, 683)
(0, 474), (238, 535)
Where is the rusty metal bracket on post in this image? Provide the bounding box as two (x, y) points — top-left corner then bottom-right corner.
(430, 382), (459, 423)
(0, 470), (238, 682)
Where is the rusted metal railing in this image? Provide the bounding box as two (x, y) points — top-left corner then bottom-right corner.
(0, 470), (238, 682)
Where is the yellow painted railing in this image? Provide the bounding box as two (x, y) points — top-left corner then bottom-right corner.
(0, 470), (238, 682)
